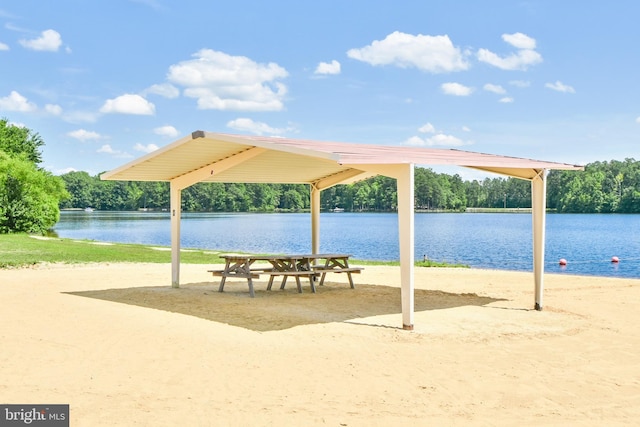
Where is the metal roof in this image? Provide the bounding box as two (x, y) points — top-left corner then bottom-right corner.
(101, 130), (583, 185)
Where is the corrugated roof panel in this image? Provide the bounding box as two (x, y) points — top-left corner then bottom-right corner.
(201, 149), (355, 184)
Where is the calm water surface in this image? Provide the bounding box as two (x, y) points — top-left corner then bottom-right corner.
(54, 211), (640, 278)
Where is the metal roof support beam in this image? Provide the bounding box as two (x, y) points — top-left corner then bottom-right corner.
(171, 146), (267, 190)
(397, 163), (416, 330)
(347, 162), (416, 329)
(310, 184), (321, 255)
(531, 169), (547, 310)
(170, 181), (181, 288)
(313, 168), (374, 190)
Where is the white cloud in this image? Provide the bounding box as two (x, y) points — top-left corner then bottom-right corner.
(153, 125), (179, 138)
(18, 29), (63, 52)
(509, 80), (531, 88)
(97, 144), (132, 158)
(441, 82), (473, 96)
(478, 48), (542, 71)
(0, 91), (37, 112)
(405, 133), (468, 147)
(5, 23), (27, 32)
(545, 80), (576, 93)
(404, 136), (425, 146)
(636, 117), (640, 124)
(100, 94), (155, 115)
(418, 122), (436, 133)
(134, 143), (159, 153)
(477, 33), (542, 71)
(67, 129), (104, 141)
(427, 134), (467, 146)
(462, 126), (471, 132)
(55, 167), (78, 175)
(144, 83), (180, 98)
(0, 42), (8, 51)
(97, 144), (116, 154)
(347, 31), (469, 73)
(226, 118), (289, 135)
(314, 60), (341, 75)
(7, 121), (26, 128)
(499, 97), (514, 103)
(483, 83), (506, 94)
(166, 49), (289, 111)
(503, 32), (536, 50)
(44, 104), (63, 115)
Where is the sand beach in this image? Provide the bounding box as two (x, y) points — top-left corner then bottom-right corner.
(1, 262), (639, 426)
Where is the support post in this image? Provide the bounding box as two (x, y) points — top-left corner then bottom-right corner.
(396, 163), (415, 330)
(310, 184), (321, 254)
(531, 169), (547, 310)
(170, 181), (182, 288)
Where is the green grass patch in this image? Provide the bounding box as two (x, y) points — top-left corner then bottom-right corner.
(0, 233), (223, 268)
(0, 233), (468, 269)
(415, 259), (469, 268)
(354, 259), (468, 268)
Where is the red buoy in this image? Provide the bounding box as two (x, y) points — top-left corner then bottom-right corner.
(559, 258), (567, 266)
(611, 256), (620, 263)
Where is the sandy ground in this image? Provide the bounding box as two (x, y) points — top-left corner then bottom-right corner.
(1, 262), (639, 426)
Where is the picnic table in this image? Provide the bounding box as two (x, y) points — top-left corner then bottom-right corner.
(209, 253), (362, 297)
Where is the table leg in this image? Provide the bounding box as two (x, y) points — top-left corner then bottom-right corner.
(248, 277), (255, 298)
(343, 258), (355, 289)
(319, 272), (327, 286)
(347, 273), (355, 289)
(218, 260), (231, 292)
(302, 258), (316, 293)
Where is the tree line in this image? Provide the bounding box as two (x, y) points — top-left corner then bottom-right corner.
(59, 158), (640, 213)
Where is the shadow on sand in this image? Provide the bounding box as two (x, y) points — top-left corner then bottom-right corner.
(66, 280), (507, 332)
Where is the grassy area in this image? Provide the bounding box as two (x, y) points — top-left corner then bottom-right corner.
(0, 233), (469, 269)
(416, 259), (469, 268)
(0, 233), (223, 268)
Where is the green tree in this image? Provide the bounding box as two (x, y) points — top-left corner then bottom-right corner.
(0, 152), (68, 233)
(504, 178), (531, 208)
(59, 171), (95, 209)
(0, 118), (44, 164)
(280, 189), (303, 210)
(465, 180), (483, 208)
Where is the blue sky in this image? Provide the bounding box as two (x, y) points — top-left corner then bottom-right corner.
(1, 0), (638, 179)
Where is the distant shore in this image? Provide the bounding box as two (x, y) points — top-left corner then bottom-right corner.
(464, 207), (533, 213)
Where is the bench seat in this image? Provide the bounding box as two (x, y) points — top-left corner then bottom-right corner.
(311, 266), (363, 288)
(266, 270), (318, 293)
(208, 269), (260, 279)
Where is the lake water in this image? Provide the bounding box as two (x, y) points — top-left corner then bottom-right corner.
(54, 211), (640, 279)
